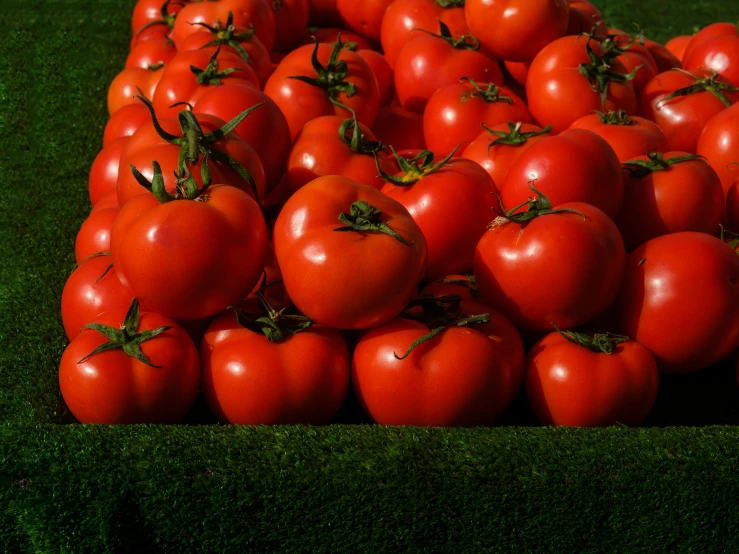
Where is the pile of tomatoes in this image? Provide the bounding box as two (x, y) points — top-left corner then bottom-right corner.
(59, 0), (739, 427)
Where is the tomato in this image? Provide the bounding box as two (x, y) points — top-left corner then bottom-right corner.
(423, 79), (530, 155)
(308, 0), (341, 27)
(298, 27), (374, 51)
(604, 29), (659, 94)
(642, 38), (682, 73)
(526, 36), (638, 133)
(107, 64), (164, 115)
(465, 0), (569, 63)
(90, 190), (120, 214)
(271, 0), (311, 53)
(525, 329), (659, 427)
(639, 68), (739, 153)
(421, 274), (481, 302)
(193, 84), (291, 195)
(381, 153), (497, 278)
(503, 60), (529, 87)
(59, 300), (200, 424)
(500, 128), (624, 219)
(682, 22), (738, 71)
(273, 175), (427, 329)
(568, 110), (667, 162)
(246, 245), (291, 309)
(380, 0), (467, 68)
(337, 0), (393, 42)
(619, 232), (739, 374)
(566, 1), (607, 38)
(352, 295), (524, 426)
(265, 40), (380, 139)
(474, 193), (626, 332)
(615, 153), (724, 251)
(727, 179), (739, 230)
(89, 137), (128, 206)
(462, 121), (552, 188)
(152, 49), (259, 120)
(111, 174), (268, 320)
(665, 34), (692, 62)
(357, 49), (394, 107)
(102, 103), (151, 148)
(125, 35), (177, 70)
(371, 106), (426, 151)
(286, 114), (397, 193)
(696, 101), (739, 193)
(131, 0), (184, 35)
(75, 206), (120, 263)
(131, 24), (172, 50)
(201, 304), (350, 424)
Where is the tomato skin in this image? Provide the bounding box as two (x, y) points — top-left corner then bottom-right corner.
(639, 68), (738, 154)
(308, 0), (341, 27)
(102, 103), (151, 148)
(606, 29), (659, 94)
(380, 0), (467, 68)
(665, 35), (692, 62)
(131, 0), (183, 34)
(503, 60), (529, 87)
(615, 154), (724, 252)
(696, 101), (739, 194)
(642, 39), (682, 73)
(619, 232), (739, 374)
(357, 49), (394, 107)
(568, 112), (667, 162)
(271, 0), (311, 53)
(298, 28), (374, 51)
(286, 115), (398, 193)
(111, 185), (268, 321)
(273, 176), (427, 330)
(566, 1), (607, 38)
(352, 300), (524, 426)
(74, 207), (119, 263)
(500, 129), (624, 219)
(264, 43), (380, 139)
(89, 137), (128, 207)
(90, 190), (120, 214)
(337, 0), (393, 42)
(726, 179), (739, 230)
(474, 202), (626, 332)
(125, 36), (177, 70)
(465, 0), (569, 63)
(131, 24), (172, 50)
(59, 310), (200, 424)
(526, 36), (638, 134)
(107, 66), (164, 115)
(201, 311), (350, 424)
(462, 122), (551, 188)
(371, 106), (426, 151)
(525, 333), (659, 427)
(394, 36), (504, 114)
(682, 22), (738, 69)
(382, 159), (497, 278)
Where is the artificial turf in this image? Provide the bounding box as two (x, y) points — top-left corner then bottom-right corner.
(1, 1), (739, 552)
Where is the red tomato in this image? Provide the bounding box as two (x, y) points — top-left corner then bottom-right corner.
(503, 60), (529, 87)
(298, 27), (374, 51)
(337, 0), (393, 42)
(394, 24), (504, 113)
(59, 300), (200, 424)
(474, 194), (626, 332)
(465, 0), (569, 63)
(421, 274), (481, 302)
(308, 0), (341, 27)
(682, 22), (738, 72)
(90, 190), (120, 214)
(568, 110), (667, 162)
(604, 29), (659, 94)
(423, 79), (530, 155)
(131, 24), (172, 50)
(107, 65), (164, 115)
(89, 137), (128, 207)
(201, 307), (350, 424)
(639, 68), (739, 153)
(357, 49), (394, 107)
(500, 128), (624, 219)
(642, 38), (682, 73)
(665, 34), (692, 62)
(380, 0), (467, 68)
(273, 176), (427, 329)
(566, 1), (607, 38)
(696, 101), (739, 193)
(75, 206), (119, 263)
(619, 232), (739, 374)
(382, 155), (497, 278)
(264, 40), (380, 139)
(525, 330), (659, 427)
(727, 178), (739, 230)
(271, 0), (311, 53)
(125, 36), (177, 70)
(111, 182), (268, 320)
(102, 103), (151, 148)
(131, 0), (183, 35)
(615, 153), (724, 251)
(371, 106), (426, 151)
(352, 296), (524, 426)
(287, 115), (398, 193)
(526, 36), (638, 133)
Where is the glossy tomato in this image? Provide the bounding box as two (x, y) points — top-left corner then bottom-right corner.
(125, 35), (177, 70)
(357, 49), (394, 107)
(297, 27), (374, 51)
(682, 23), (738, 82)
(131, 0), (183, 34)
(371, 106), (426, 151)
(89, 137), (128, 206)
(75, 205), (119, 263)
(107, 65), (164, 115)
(604, 29), (659, 94)
(567, 1), (607, 38)
(337, 0), (393, 42)
(665, 34), (692, 62)
(642, 38), (682, 73)
(271, 0), (311, 53)
(102, 103), (151, 148)
(696, 101), (739, 193)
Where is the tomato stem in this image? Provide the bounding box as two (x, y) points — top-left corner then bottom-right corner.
(338, 110), (385, 156)
(459, 77), (512, 104)
(231, 298), (312, 343)
(481, 121), (552, 152)
(378, 146), (461, 185)
(594, 109), (636, 125)
(193, 11), (256, 64)
(414, 19), (479, 51)
(554, 324), (629, 355)
(658, 68), (739, 108)
(622, 152), (703, 179)
(491, 183), (586, 225)
(578, 37), (639, 110)
(333, 200), (411, 245)
(287, 36), (358, 104)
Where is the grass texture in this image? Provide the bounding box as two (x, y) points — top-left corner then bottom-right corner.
(1, 1), (739, 552)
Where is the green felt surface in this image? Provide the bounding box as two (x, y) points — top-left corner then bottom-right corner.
(1, 1), (739, 552)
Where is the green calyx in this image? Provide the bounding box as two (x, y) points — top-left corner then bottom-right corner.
(435, 0), (465, 7)
(481, 121), (552, 153)
(720, 225), (739, 251)
(377, 146), (460, 186)
(189, 44), (244, 86)
(555, 324), (629, 355)
(578, 37), (640, 110)
(333, 200), (411, 246)
(193, 11), (255, 64)
(394, 294), (490, 359)
(459, 77), (512, 104)
(492, 183), (586, 225)
(416, 19), (479, 51)
(231, 293), (312, 343)
(130, 155), (215, 203)
(78, 299), (172, 368)
(436, 275), (481, 298)
(622, 152), (703, 179)
(338, 111), (385, 156)
(658, 68), (739, 108)
(595, 109), (636, 125)
(287, 36), (358, 105)
(134, 0), (183, 35)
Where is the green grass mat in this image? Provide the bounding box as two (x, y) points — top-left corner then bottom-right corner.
(1, 1), (739, 552)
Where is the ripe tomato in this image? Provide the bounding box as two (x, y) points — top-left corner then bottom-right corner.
(567, 1), (607, 38)
(357, 49), (394, 107)
(500, 128), (624, 219)
(727, 179), (739, 230)
(59, 300), (200, 424)
(394, 23), (504, 113)
(639, 68), (739, 153)
(474, 193), (626, 332)
(526, 36), (638, 133)
(337, 0), (393, 42)
(380, 0), (467, 68)
(75, 205), (120, 263)
(665, 34), (692, 62)
(89, 137), (128, 206)
(371, 106), (426, 151)
(696, 101), (739, 193)
(462, 121), (552, 188)
(503, 60), (529, 87)
(90, 190), (120, 214)
(525, 330), (659, 427)
(423, 79), (531, 155)
(568, 110), (667, 162)
(107, 64), (164, 115)
(201, 305), (350, 424)
(421, 274), (481, 302)
(271, 0), (311, 53)
(382, 154), (497, 278)
(619, 232), (739, 374)
(286, 115), (397, 193)
(615, 153), (724, 251)
(465, 0), (569, 63)
(131, 0), (183, 34)
(604, 29), (659, 94)
(273, 175), (427, 329)
(264, 40), (380, 139)
(682, 22), (738, 80)
(102, 103), (151, 148)
(125, 35), (177, 70)
(642, 38), (682, 73)
(298, 28), (374, 51)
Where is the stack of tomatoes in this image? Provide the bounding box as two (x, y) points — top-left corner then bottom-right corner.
(60, 0), (739, 427)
